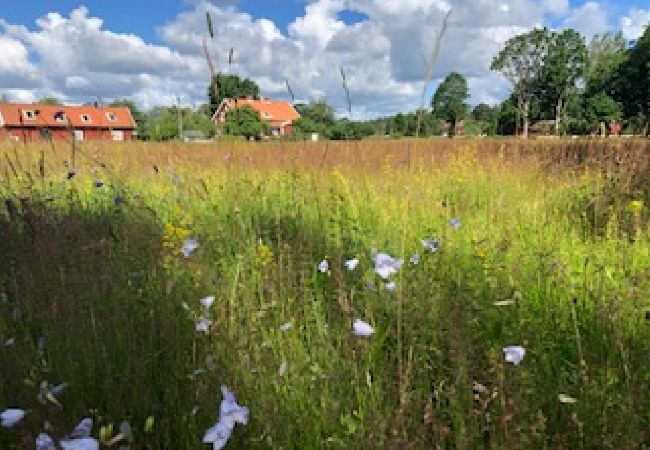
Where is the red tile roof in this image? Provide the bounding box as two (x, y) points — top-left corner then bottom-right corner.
(0, 103), (136, 129)
(219, 98), (300, 126)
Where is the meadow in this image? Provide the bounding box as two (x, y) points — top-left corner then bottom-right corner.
(0, 138), (648, 450)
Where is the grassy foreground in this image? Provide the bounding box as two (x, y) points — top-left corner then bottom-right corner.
(0, 139), (649, 449)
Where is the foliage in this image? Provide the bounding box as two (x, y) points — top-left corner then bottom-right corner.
(38, 97), (63, 105)
(612, 25), (650, 135)
(110, 99), (148, 139)
(295, 100), (336, 126)
(208, 73), (260, 116)
(585, 93), (623, 130)
(585, 32), (628, 97)
(146, 107), (215, 141)
(1, 140), (649, 450)
(431, 72), (469, 136)
(222, 105), (269, 139)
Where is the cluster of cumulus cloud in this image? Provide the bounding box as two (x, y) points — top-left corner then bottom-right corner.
(0, 0), (647, 118)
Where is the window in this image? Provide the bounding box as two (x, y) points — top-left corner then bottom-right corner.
(54, 111), (67, 122)
(80, 114), (91, 123)
(106, 112), (117, 121)
(263, 112), (273, 119)
(23, 110), (35, 120)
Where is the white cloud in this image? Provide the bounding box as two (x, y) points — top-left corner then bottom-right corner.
(563, 2), (608, 39)
(620, 8), (650, 41)
(0, 1), (645, 117)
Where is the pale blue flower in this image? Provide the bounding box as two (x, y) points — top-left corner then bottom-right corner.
(1, 408), (25, 427)
(60, 418), (98, 450)
(36, 433), (56, 450)
(200, 296), (215, 310)
(503, 346), (526, 365)
(203, 386), (249, 450)
(385, 281), (396, 292)
(409, 253), (420, 265)
(421, 238), (440, 253)
(352, 319), (374, 337)
(373, 252), (403, 279)
(449, 218), (461, 230)
(182, 238), (199, 258)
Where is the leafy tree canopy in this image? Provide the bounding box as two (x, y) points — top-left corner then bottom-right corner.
(222, 105), (269, 139)
(431, 72), (469, 135)
(208, 73), (260, 116)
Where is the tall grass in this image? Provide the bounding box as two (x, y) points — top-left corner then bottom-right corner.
(1, 139), (648, 449)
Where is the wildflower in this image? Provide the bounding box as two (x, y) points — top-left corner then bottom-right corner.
(421, 238), (441, 253)
(385, 281), (396, 292)
(345, 258), (359, 271)
(200, 296), (215, 310)
(182, 238), (199, 258)
(1, 408), (25, 427)
(373, 252), (403, 280)
(3, 337), (15, 347)
(278, 360), (288, 376)
(93, 180), (104, 189)
(36, 433), (56, 450)
(503, 346), (526, 365)
(472, 381), (488, 394)
(629, 199), (644, 213)
(59, 418), (98, 450)
(279, 321), (292, 332)
(449, 218), (461, 230)
(409, 253), (420, 265)
(203, 386), (249, 450)
(352, 319), (374, 337)
(558, 394), (578, 404)
(195, 317), (212, 334)
(318, 259), (329, 273)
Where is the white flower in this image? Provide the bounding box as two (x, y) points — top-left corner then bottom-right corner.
(344, 258), (359, 271)
(203, 386), (249, 450)
(352, 319), (374, 337)
(421, 238), (441, 253)
(385, 281), (396, 292)
(279, 321), (292, 332)
(278, 360), (288, 376)
(195, 317), (212, 334)
(3, 337), (15, 347)
(503, 346), (526, 365)
(373, 252), (403, 279)
(182, 238), (199, 258)
(36, 433), (56, 450)
(200, 296), (215, 310)
(409, 253), (420, 265)
(1, 408), (25, 427)
(318, 259), (329, 273)
(59, 438), (99, 450)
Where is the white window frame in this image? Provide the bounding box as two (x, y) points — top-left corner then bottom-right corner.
(106, 112), (117, 122)
(23, 110), (35, 120)
(80, 114), (91, 123)
(54, 113), (67, 123)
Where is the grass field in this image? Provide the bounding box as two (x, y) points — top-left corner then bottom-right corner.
(0, 138), (649, 449)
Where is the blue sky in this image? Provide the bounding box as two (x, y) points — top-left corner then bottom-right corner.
(0, 1), (648, 116)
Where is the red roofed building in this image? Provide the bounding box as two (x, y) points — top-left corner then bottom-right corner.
(213, 98), (300, 136)
(0, 103), (136, 142)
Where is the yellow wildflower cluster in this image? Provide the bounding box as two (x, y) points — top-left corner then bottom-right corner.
(255, 241), (274, 268)
(628, 199), (644, 213)
(162, 221), (192, 269)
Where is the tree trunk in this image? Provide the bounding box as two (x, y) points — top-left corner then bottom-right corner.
(522, 100), (530, 139)
(516, 95), (522, 137)
(555, 97), (563, 136)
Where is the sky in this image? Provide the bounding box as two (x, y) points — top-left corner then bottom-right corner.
(0, 0), (648, 118)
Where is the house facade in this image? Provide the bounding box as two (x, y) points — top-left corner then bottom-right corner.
(213, 98), (300, 136)
(0, 103), (136, 142)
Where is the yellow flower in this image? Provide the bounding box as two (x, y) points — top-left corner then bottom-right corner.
(629, 200), (644, 213)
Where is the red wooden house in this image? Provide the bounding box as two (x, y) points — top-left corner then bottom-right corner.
(0, 103), (136, 142)
(213, 98), (300, 136)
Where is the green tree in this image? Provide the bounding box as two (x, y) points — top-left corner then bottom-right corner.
(536, 29), (587, 134)
(491, 28), (550, 138)
(222, 106), (269, 139)
(110, 99), (147, 139)
(38, 97), (63, 105)
(297, 100), (336, 126)
(613, 25), (649, 135)
(431, 72), (469, 137)
(585, 32), (628, 97)
(208, 74), (260, 116)
(585, 93), (623, 134)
